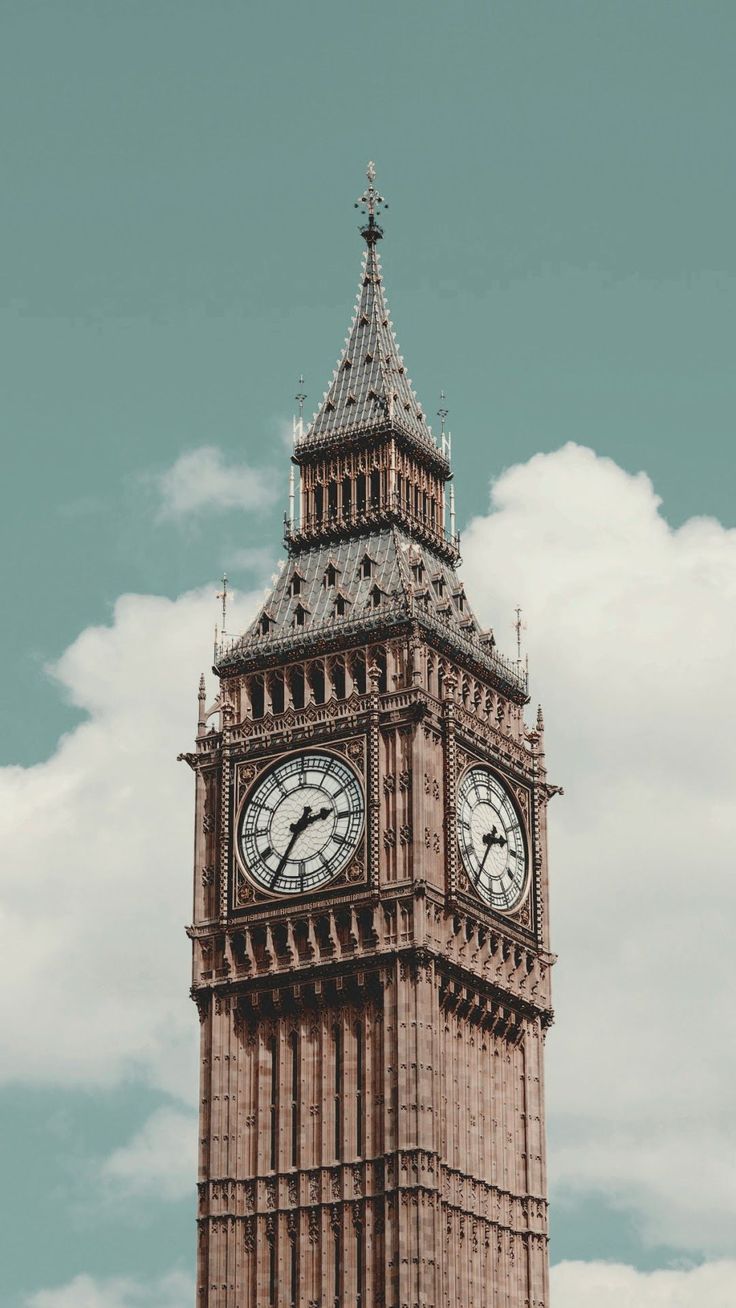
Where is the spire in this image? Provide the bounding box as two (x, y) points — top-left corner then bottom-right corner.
(300, 163), (437, 454)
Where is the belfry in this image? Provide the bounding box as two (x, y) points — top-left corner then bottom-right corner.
(185, 165), (556, 1307)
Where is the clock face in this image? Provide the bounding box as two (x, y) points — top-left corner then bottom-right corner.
(238, 751), (364, 897)
(457, 766), (529, 912)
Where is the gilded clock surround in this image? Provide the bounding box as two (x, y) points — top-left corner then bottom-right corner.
(182, 169), (557, 1308)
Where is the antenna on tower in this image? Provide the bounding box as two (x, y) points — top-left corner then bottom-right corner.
(217, 574), (229, 636)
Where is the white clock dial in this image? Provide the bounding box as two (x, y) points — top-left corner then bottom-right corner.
(457, 766), (529, 912)
(238, 751), (364, 896)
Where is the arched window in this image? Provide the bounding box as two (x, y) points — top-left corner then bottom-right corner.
(332, 659), (346, 698)
(251, 676), (265, 719)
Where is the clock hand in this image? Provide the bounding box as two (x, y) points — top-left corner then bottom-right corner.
(303, 805), (331, 826)
(477, 825), (507, 877)
(270, 806), (333, 886)
(477, 831), (494, 877)
(271, 806), (314, 883)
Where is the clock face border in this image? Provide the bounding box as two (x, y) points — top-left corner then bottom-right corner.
(233, 747), (366, 902)
(456, 763), (531, 916)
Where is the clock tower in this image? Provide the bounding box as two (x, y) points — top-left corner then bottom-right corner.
(184, 166), (556, 1308)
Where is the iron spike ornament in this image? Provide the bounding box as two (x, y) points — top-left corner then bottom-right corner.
(355, 160), (388, 243)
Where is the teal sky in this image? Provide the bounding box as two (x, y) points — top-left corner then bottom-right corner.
(2, 1), (735, 1301)
(3, 0), (735, 767)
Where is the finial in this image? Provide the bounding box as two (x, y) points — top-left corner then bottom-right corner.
(198, 673), (206, 699)
(355, 161), (387, 244)
(536, 704), (544, 732)
(216, 574), (228, 635)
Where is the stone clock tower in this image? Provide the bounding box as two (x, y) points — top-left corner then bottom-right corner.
(183, 166), (556, 1308)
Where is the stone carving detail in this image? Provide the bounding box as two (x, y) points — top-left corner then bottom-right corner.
(423, 772), (441, 799)
(236, 868), (254, 904)
(202, 810), (215, 834)
(238, 763), (257, 791)
(383, 827), (396, 849)
(398, 824), (412, 845)
(243, 1216), (255, 1252)
(201, 865), (215, 887)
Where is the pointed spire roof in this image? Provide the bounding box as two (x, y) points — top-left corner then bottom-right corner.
(301, 164), (436, 453)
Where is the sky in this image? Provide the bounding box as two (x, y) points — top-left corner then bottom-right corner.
(1, 2), (735, 1304)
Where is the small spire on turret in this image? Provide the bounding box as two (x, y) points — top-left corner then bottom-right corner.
(355, 161), (387, 244)
(294, 374), (307, 444)
(197, 673), (207, 735)
(216, 574), (228, 636)
(438, 391), (452, 460)
(514, 606), (524, 665)
(437, 391), (449, 435)
(288, 464), (295, 527)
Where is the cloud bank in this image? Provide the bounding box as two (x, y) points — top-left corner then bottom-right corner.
(0, 584), (260, 1101)
(155, 445), (277, 520)
(25, 1271), (194, 1308)
(550, 1258), (736, 1307)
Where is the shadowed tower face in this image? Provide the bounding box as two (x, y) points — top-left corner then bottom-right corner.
(185, 164), (556, 1308)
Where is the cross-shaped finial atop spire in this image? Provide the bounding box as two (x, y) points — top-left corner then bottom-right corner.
(355, 161), (387, 243)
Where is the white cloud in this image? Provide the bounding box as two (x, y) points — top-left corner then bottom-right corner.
(462, 443), (736, 1253)
(0, 583), (261, 1099)
(550, 1259), (736, 1307)
(25, 1271), (194, 1308)
(99, 1106), (197, 1202)
(155, 445), (277, 519)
